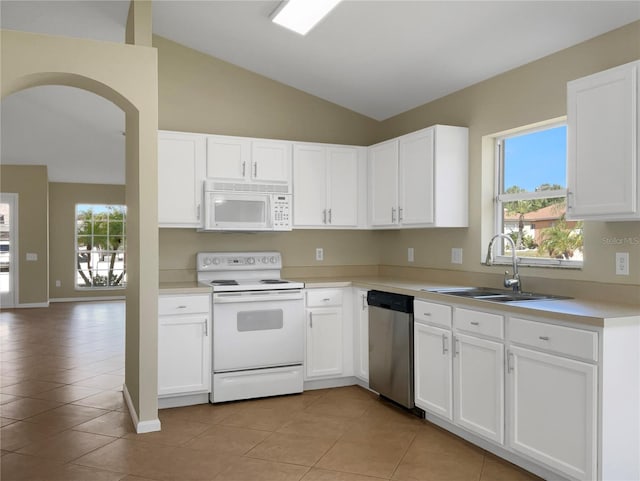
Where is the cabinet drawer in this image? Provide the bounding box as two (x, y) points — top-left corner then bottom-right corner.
(415, 300), (452, 329)
(510, 317), (598, 362)
(159, 294), (210, 316)
(455, 308), (504, 340)
(306, 289), (343, 307)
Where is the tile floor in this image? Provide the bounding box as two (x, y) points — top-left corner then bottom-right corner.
(1, 301), (542, 481)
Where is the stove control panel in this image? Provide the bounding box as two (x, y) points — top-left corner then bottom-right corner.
(197, 252), (282, 271)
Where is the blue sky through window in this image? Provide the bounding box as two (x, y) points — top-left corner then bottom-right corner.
(504, 125), (566, 192)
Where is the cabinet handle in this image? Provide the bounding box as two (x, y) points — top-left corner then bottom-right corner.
(442, 334), (448, 355)
(470, 321), (480, 326)
(322, 298), (331, 302)
(196, 204), (201, 220)
(204, 319), (208, 336)
(399, 207), (403, 222)
(328, 208), (332, 224)
(361, 294), (367, 310)
(538, 336), (550, 341)
(453, 337), (460, 357)
(567, 191), (573, 210)
(507, 350), (515, 373)
(322, 209), (327, 224)
(176, 305), (187, 309)
(391, 207), (396, 223)
(422, 312), (432, 317)
(309, 312), (313, 328)
(242, 161), (246, 177)
(253, 162), (258, 178)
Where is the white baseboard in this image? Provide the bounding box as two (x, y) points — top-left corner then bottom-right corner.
(12, 302), (50, 308)
(50, 296), (125, 303)
(158, 393), (209, 409)
(123, 384), (161, 434)
(304, 376), (359, 391)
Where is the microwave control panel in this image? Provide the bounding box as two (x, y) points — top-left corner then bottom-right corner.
(272, 195), (291, 230)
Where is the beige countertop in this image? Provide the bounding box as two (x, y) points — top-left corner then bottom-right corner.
(295, 276), (640, 327)
(159, 281), (212, 295)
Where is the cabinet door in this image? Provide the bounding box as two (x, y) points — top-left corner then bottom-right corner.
(567, 61), (639, 219)
(293, 144), (327, 226)
(453, 333), (504, 444)
(415, 323), (452, 420)
(158, 132), (206, 227)
(327, 147), (359, 227)
(252, 140), (291, 184)
(368, 140), (399, 226)
(399, 128), (434, 225)
(158, 314), (210, 396)
(507, 346), (597, 481)
(305, 308), (343, 379)
(206, 136), (251, 181)
(353, 289), (369, 381)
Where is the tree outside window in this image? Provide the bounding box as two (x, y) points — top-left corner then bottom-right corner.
(75, 204), (126, 288)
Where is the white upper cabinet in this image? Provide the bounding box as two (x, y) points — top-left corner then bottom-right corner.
(293, 143), (365, 228)
(207, 135), (292, 189)
(567, 60), (640, 220)
(368, 124), (468, 228)
(158, 131), (206, 228)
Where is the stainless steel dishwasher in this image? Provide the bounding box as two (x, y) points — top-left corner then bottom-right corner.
(367, 290), (415, 409)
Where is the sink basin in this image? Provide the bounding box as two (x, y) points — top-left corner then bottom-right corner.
(422, 287), (570, 303)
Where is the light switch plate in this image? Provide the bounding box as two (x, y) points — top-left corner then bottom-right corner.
(315, 248), (324, 261)
(408, 247), (414, 262)
(451, 248), (463, 264)
(26, 252), (38, 261)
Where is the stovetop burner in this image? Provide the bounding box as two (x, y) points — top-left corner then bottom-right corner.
(210, 280), (239, 286)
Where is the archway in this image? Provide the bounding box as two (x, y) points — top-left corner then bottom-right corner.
(1, 28), (159, 432)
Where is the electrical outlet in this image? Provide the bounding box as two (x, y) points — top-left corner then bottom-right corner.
(26, 253), (38, 261)
(408, 247), (414, 262)
(451, 248), (463, 264)
(616, 252), (629, 275)
(315, 248), (324, 261)
(55, 280), (61, 287)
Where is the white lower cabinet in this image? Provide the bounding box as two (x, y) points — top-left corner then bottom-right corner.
(415, 322), (453, 420)
(158, 294), (211, 399)
(353, 288), (369, 382)
(507, 320), (598, 481)
(304, 289), (344, 380)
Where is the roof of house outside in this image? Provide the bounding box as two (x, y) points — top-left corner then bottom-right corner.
(504, 203), (566, 222)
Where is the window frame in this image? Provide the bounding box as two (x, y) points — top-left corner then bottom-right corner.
(493, 121), (583, 269)
(74, 203), (127, 290)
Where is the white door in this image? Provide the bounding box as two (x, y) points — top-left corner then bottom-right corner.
(399, 128), (434, 225)
(567, 60), (639, 219)
(305, 307), (343, 379)
(158, 132), (206, 227)
(453, 333), (504, 444)
(293, 144), (327, 226)
(158, 314), (210, 396)
(507, 346), (597, 481)
(369, 139), (399, 226)
(251, 140), (291, 184)
(206, 135), (251, 181)
(0, 193), (17, 308)
(414, 322), (452, 420)
(327, 147), (359, 227)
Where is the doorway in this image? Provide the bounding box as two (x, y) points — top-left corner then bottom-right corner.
(0, 193), (18, 307)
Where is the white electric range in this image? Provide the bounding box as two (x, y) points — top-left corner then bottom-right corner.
(197, 252), (305, 403)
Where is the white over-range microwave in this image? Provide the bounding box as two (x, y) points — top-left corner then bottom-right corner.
(201, 180), (292, 231)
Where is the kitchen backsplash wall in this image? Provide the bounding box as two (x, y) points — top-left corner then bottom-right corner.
(159, 229), (382, 283)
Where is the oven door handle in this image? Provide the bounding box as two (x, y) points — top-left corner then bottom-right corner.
(213, 290), (304, 303)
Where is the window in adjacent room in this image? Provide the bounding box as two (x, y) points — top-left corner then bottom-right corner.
(75, 204), (127, 288)
(494, 122), (583, 267)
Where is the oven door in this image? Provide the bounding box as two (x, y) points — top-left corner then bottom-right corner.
(212, 290), (304, 372)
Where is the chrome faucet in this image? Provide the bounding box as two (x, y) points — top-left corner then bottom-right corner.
(485, 234), (521, 293)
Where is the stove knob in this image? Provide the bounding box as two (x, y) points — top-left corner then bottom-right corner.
(212, 257), (220, 265)
(247, 257), (255, 265)
(270, 256), (278, 264)
(262, 256), (269, 264)
(203, 257), (212, 266)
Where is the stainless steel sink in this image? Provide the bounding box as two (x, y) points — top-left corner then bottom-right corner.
(422, 287), (570, 303)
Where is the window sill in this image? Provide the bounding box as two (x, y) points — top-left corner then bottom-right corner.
(491, 256), (583, 270)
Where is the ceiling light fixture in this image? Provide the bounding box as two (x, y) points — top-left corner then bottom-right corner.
(271, 0), (343, 36)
